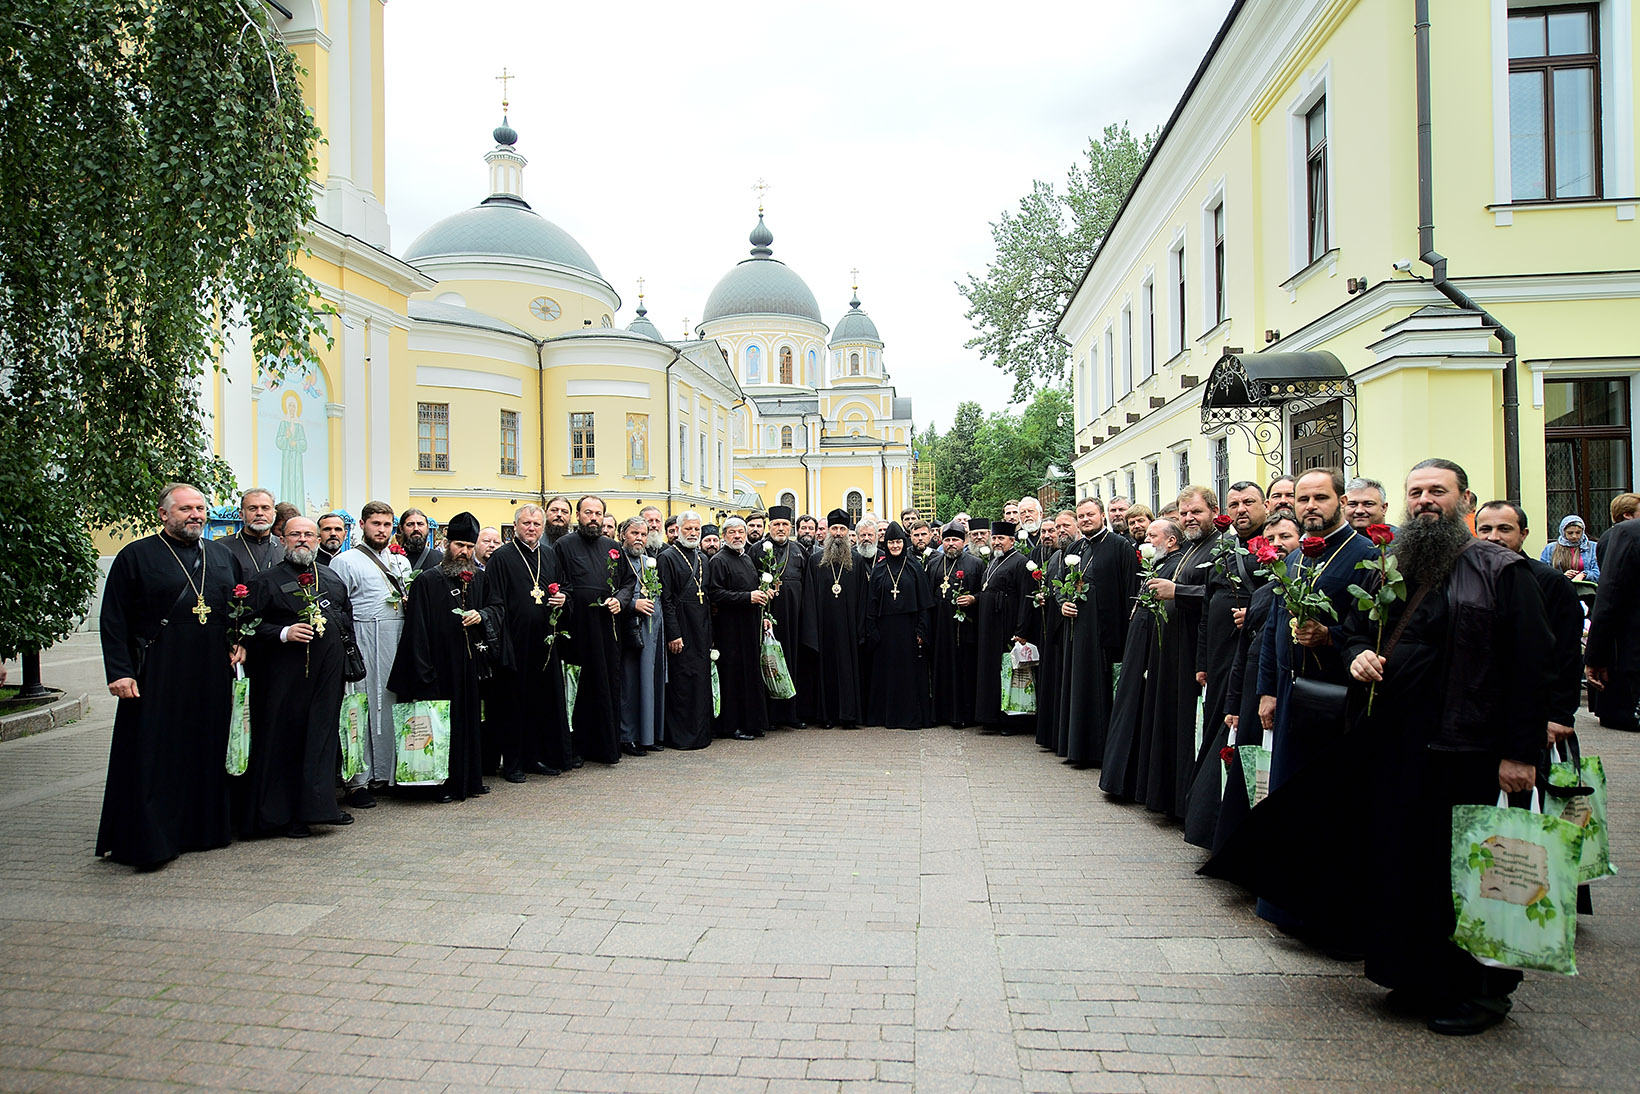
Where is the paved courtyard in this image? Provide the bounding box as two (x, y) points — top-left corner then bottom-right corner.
(2, 634), (1638, 1092)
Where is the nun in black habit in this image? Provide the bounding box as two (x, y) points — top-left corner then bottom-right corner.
(864, 523), (932, 728)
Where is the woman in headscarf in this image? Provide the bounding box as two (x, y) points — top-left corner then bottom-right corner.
(1539, 514), (1600, 581)
(864, 522), (933, 729)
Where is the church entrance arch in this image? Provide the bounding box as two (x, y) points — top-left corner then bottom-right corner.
(846, 491), (864, 524)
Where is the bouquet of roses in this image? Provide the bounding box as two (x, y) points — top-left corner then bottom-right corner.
(1248, 533), (1337, 640)
(754, 539), (785, 599)
(1134, 543), (1168, 645)
(1346, 523), (1402, 713)
(1205, 513), (1250, 600)
(1026, 558), (1048, 608)
(225, 582), (260, 652)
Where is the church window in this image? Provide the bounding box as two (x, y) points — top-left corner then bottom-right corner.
(570, 412), (595, 475)
(850, 352), (860, 376)
(700, 434), (708, 487)
(807, 349), (817, 386)
(746, 345), (761, 383)
(780, 491), (797, 511)
(779, 346), (794, 384)
(781, 425), (793, 451)
(846, 490), (864, 523)
(499, 409), (519, 476)
(717, 441), (725, 490)
(417, 402), (449, 471)
(679, 424), (689, 482)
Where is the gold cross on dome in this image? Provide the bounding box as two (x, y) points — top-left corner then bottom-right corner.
(851, 267), (859, 292)
(636, 276), (645, 303)
(752, 177), (772, 212)
(496, 67), (514, 110)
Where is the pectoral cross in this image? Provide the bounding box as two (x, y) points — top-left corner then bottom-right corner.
(312, 613), (327, 637)
(192, 596), (211, 624)
(891, 587), (900, 601)
(940, 580), (951, 594)
(531, 585), (545, 605)
(697, 586), (705, 604)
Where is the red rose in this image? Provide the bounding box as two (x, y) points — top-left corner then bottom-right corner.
(388, 543), (406, 556)
(608, 548), (620, 559)
(1300, 535), (1327, 559)
(232, 584), (249, 598)
(1220, 746), (1237, 765)
(1214, 514), (1233, 531)
(1365, 523), (1395, 547)
(954, 570), (964, 579)
(547, 582), (560, 595)
(1248, 535), (1281, 564)
(297, 571), (315, 586)
(459, 570), (474, 584)
(1033, 570), (1044, 582)
(1136, 549), (1144, 561)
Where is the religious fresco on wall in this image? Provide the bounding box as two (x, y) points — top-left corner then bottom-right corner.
(626, 412), (650, 476)
(257, 364), (330, 515)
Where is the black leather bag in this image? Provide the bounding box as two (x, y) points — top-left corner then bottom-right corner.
(341, 631), (368, 683)
(1287, 675), (1350, 727)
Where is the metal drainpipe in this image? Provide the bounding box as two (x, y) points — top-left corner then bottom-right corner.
(798, 412), (816, 515)
(664, 348), (679, 512)
(1415, 0), (1521, 499)
(535, 340), (547, 504)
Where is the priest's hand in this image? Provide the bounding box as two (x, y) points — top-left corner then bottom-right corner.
(1498, 758), (1535, 793)
(1350, 649), (1385, 682)
(750, 589), (769, 606)
(109, 677), (140, 699)
(1232, 607), (1246, 629)
(461, 610), (482, 627)
(956, 593), (976, 607)
(1147, 577), (1177, 600)
(668, 638), (684, 654)
(1226, 714), (1239, 732)
(605, 597), (622, 614)
(1294, 620), (1331, 647)
(1258, 694), (1276, 730)
(1061, 602), (1078, 617)
(1195, 671), (1207, 687)
(285, 622), (315, 644)
(1586, 665), (1608, 690)
(229, 645), (246, 667)
(549, 591), (567, 608)
(634, 597), (655, 616)
(1547, 722), (1575, 745)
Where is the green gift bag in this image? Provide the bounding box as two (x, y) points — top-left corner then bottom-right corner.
(1238, 729), (1273, 809)
(760, 631), (797, 699)
(338, 691), (368, 782)
(563, 662), (580, 721)
(1110, 662), (1122, 702)
(225, 669), (251, 776)
(1548, 739), (1617, 884)
(1001, 648), (1037, 715)
(393, 699), (451, 786)
(1451, 789), (1583, 976)
(711, 659), (722, 717)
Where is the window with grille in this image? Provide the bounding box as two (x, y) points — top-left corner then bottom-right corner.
(570, 412), (595, 475)
(499, 409), (519, 475)
(1306, 98), (1330, 261)
(679, 424), (689, 482)
(1213, 437), (1230, 508)
(1176, 447), (1190, 492)
(781, 425), (793, 451)
(780, 346), (794, 384)
(1509, 6), (1600, 201)
(418, 402), (449, 471)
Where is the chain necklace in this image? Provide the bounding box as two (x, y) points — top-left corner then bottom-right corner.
(686, 546), (706, 604)
(237, 530), (272, 572)
(938, 553), (960, 594)
(887, 557), (908, 601)
(515, 539), (545, 604)
(981, 547), (1012, 592)
(156, 533), (212, 624)
(828, 561), (845, 597)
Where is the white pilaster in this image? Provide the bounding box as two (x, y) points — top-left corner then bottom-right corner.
(368, 322), (392, 501)
(341, 315), (369, 509)
(219, 309), (257, 486)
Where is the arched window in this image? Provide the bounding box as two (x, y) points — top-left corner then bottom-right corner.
(846, 491), (864, 523)
(779, 346), (793, 384)
(806, 349), (817, 386)
(746, 345), (761, 383)
(850, 352), (860, 376)
(780, 491), (797, 511)
(780, 425), (793, 451)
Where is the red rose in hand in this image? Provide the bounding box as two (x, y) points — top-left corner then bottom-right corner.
(954, 570), (964, 579)
(1033, 570), (1044, 582)
(388, 543), (406, 556)
(608, 548), (620, 560)
(297, 571), (315, 586)
(1365, 523), (1395, 547)
(459, 570), (474, 584)
(1248, 535), (1281, 564)
(1213, 514), (1233, 531)
(1300, 535), (1328, 559)
(232, 583), (250, 598)
(547, 582), (560, 595)
(1220, 746), (1237, 765)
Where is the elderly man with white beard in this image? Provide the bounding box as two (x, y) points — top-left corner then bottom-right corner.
(803, 510), (867, 728)
(659, 511), (715, 749)
(707, 517), (770, 741)
(761, 505), (815, 730)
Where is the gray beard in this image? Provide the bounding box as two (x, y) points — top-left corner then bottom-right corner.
(167, 523), (204, 542)
(725, 541), (745, 555)
(822, 535), (854, 570)
(1184, 526), (1205, 542)
(678, 535), (701, 550)
(1394, 510), (1472, 587)
(439, 554), (471, 578)
(320, 539), (343, 553)
(246, 521), (274, 535)
(855, 545), (876, 561)
(285, 546), (315, 566)
(647, 530), (667, 553)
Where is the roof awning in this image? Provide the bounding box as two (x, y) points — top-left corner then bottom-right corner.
(732, 490), (764, 509)
(1200, 350), (1350, 417)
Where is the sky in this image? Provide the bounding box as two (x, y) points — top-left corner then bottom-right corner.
(382, 0), (1233, 432)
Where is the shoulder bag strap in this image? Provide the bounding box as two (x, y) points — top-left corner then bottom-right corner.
(353, 543), (406, 596)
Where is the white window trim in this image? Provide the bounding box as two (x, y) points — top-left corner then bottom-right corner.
(1200, 180), (1227, 336)
(1171, 439), (1193, 493)
(1119, 300), (1134, 398)
(1167, 230), (1187, 359)
(1286, 63), (1334, 276)
(1103, 323), (1117, 411)
(1139, 269), (1157, 383)
(1086, 345), (1100, 424)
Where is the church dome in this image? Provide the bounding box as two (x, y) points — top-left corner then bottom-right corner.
(830, 292), (881, 344)
(626, 300), (666, 342)
(701, 215), (823, 325)
(403, 198), (603, 277)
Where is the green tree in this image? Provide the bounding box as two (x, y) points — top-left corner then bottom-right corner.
(959, 122), (1155, 400)
(937, 401), (986, 508)
(968, 384), (1075, 517)
(0, 1), (326, 661)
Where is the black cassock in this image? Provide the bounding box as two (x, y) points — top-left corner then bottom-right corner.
(762, 539), (816, 726)
(1184, 533), (1267, 846)
(388, 567), (491, 799)
(96, 533), (241, 868)
(1025, 551), (1065, 750)
(1586, 516), (1640, 729)
(482, 539), (570, 774)
(221, 530), (281, 579)
(1057, 528), (1137, 766)
(555, 531), (635, 764)
(973, 549), (1029, 730)
(1212, 580), (1279, 853)
(1150, 531), (1216, 818)
(240, 560), (354, 835)
(928, 549), (985, 727)
(805, 554), (867, 726)
(864, 554), (932, 728)
(1100, 549), (1186, 803)
(708, 548), (771, 737)
(659, 543), (714, 749)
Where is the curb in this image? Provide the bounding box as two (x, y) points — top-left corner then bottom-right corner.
(0, 692), (90, 743)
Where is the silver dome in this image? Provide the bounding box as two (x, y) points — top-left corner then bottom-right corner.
(403, 197), (602, 277)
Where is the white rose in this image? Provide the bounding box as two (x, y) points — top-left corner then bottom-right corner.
(980, 546), (992, 557)
(710, 649), (720, 661)
(1064, 554), (1081, 567)
(763, 541), (774, 553)
(1027, 561), (1040, 574)
(760, 572), (773, 584)
(645, 556), (657, 568)
(1138, 543), (1158, 560)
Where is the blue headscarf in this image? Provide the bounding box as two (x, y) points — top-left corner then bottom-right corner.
(1556, 514), (1586, 549)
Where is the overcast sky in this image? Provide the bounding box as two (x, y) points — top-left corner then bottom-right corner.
(383, 0), (1232, 431)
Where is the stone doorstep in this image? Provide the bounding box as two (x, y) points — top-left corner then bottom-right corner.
(0, 691), (89, 742)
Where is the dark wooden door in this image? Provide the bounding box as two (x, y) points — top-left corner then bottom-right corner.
(1290, 399), (1344, 472)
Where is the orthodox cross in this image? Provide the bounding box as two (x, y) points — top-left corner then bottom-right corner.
(851, 267), (859, 292)
(495, 67), (514, 110)
(752, 177), (772, 212)
(636, 276), (645, 303)
(192, 598), (212, 624)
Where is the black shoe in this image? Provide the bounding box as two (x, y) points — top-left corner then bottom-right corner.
(1385, 989), (1432, 1018)
(528, 762), (562, 776)
(323, 812), (354, 826)
(504, 771), (527, 784)
(792, 722), (808, 729)
(345, 788), (377, 809)
(435, 793), (454, 804)
(620, 742), (646, 757)
(476, 784), (491, 794)
(644, 743), (664, 752)
(730, 732), (756, 741)
(1427, 998), (1510, 1036)
(748, 730), (766, 738)
(286, 824), (312, 839)
(571, 757), (585, 769)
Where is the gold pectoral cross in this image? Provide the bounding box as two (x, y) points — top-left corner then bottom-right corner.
(192, 596), (211, 624)
(940, 580), (950, 594)
(312, 613), (327, 637)
(531, 585), (545, 605)
(891, 587), (900, 601)
(697, 586), (705, 604)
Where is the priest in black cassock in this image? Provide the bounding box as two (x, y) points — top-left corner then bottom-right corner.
(222, 487), (281, 578)
(97, 484), (243, 870)
(659, 511), (714, 749)
(804, 510), (867, 727)
(240, 517), (357, 837)
(708, 517), (770, 740)
(1026, 515), (1071, 749)
(761, 505), (816, 729)
(864, 523), (932, 728)
(481, 503), (570, 781)
(387, 513), (492, 802)
(928, 524), (984, 727)
(1057, 498), (1136, 767)
(1101, 520), (1186, 801)
(973, 521), (1030, 734)
(554, 496), (634, 765)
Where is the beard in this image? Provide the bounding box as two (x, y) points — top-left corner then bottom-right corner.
(285, 546), (315, 566)
(545, 523), (568, 542)
(575, 520), (602, 540)
(246, 520), (274, 536)
(647, 530), (666, 553)
(401, 532), (427, 552)
(1394, 508), (1472, 587)
(822, 534), (854, 570)
(320, 538), (343, 553)
(1183, 524), (1205, 542)
(1020, 520), (1040, 534)
(943, 543), (964, 558)
(797, 533), (815, 549)
(166, 520), (204, 542)
(439, 553), (471, 578)
(724, 540), (745, 555)
(678, 534), (701, 549)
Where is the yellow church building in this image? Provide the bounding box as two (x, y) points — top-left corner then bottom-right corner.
(199, 0), (915, 536)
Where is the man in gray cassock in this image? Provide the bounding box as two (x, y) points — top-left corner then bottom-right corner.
(327, 499), (411, 807)
(618, 516), (666, 755)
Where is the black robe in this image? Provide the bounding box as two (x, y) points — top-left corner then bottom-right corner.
(1024, 551), (1064, 749)
(1212, 580), (1280, 854)
(240, 560), (354, 835)
(1057, 529), (1137, 766)
(1154, 530), (1218, 818)
(95, 533), (241, 868)
(708, 547), (771, 738)
(387, 566), (491, 799)
(1585, 516), (1640, 729)
(481, 539), (570, 774)
(554, 530), (635, 764)
(805, 551), (868, 726)
(864, 553), (932, 728)
(659, 543), (714, 749)
(1100, 549), (1186, 803)
(405, 543), (444, 573)
(928, 549), (984, 727)
(974, 549), (1029, 729)
(221, 529), (281, 578)
(762, 539), (816, 726)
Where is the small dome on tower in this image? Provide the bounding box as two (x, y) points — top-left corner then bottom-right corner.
(492, 117), (518, 147)
(830, 291), (882, 345)
(626, 299), (666, 342)
(701, 214), (823, 325)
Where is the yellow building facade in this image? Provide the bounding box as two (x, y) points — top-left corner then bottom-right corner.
(1061, 0), (1638, 548)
